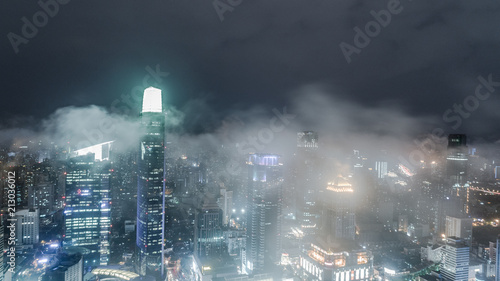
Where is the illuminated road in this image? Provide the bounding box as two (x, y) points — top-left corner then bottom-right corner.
(469, 186), (500, 195)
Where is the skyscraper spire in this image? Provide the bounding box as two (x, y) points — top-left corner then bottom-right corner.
(141, 87), (162, 113)
(136, 87), (165, 277)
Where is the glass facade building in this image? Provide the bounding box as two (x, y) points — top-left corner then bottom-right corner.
(136, 87), (166, 276)
(64, 150), (111, 268)
(244, 153), (283, 275)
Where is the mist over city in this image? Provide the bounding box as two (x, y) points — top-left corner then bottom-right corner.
(2, 1), (500, 281)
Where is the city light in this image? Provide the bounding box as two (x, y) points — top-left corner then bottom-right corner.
(142, 87), (162, 113)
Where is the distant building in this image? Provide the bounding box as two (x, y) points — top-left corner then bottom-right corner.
(224, 229), (245, 257)
(15, 208), (39, 249)
(294, 131), (321, 237)
(445, 216), (472, 244)
(41, 252), (83, 281)
(297, 131), (319, 149)
(321, 176), (356, 241)
(420, 244), (444, 263)
(442, 237), (469, 281)
(218, 188), (233, 226)
(494, 166), (500, 180)
(398, 215), (408, 233)
(375, 161), (388, 179)
(446, 134), (468, 185)
(496, 235), (500, 281)
(299, 236), (373, 281)
(243, 153), (283, 275)
(32, 183), (54, 216)
(125, 220), (135, 234)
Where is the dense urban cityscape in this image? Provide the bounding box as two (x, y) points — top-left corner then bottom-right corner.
(1, 85), (500, 281)
(3, 1), (500, 281)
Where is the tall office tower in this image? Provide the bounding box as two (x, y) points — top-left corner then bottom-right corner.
(442, 237), (469, 281)
(110, 151), (137, 247)
(299, 238), (373, 281)
(446, 134), (468, 185)
(194, 197), (223, 258)
(321, 176), (356, 241)
(496, 235), (500, 281)
(244, 153), (283, 275)
(136, 87), (165, 276)
(294, 131), (321, 236)
(64, 143), (112, 269)
(15, 208), (39, 249)
(445, 216), (472, 244)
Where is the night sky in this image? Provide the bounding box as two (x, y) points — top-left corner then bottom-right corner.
(2, 0), (500, 139)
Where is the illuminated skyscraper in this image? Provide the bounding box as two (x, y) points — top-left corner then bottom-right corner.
(244, 153), (283, 275)
(321, 176), (356, 241)
(297, 131), (319, 149)
(136, 87), (165, 276)
(64, 145), (112, 269)
(295, 131), (321, 237)
(446, 134), (468, 185)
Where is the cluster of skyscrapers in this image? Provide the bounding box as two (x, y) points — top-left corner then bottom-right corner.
(3, 88), (500, 281)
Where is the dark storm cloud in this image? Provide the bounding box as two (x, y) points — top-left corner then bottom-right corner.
(1, 0), (500, 138)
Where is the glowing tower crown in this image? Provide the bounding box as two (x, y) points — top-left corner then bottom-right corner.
(141, 87), (162, 113)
